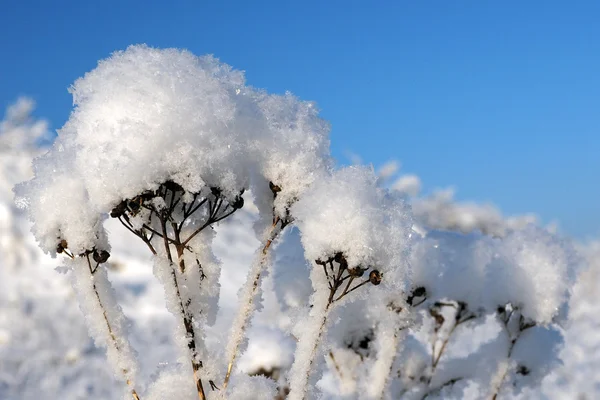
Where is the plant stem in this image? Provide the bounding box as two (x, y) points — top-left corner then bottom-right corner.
(288, 301), (331, 400)
(84, 255), (141, 400)
(372, 329), (404, 400)
(159, 215), (207, 400)
(490, 310), (534, 400)
(223, 218), (285, 390)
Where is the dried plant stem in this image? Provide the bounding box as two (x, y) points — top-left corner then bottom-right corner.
(490, 308), (534, 400)
(373, 329), (404, 400)
(171, 264), (207, 400)
(420, 302), (475, 400)
(377, 290), (426, 400)
(223, 218), (286, 390)
(159, 215), (207, 400)
(328, 351), (343, 380)
(288, 301), (331, 400)
(84, 255), (141, 400)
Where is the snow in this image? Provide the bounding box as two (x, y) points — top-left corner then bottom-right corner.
(542, 242), (600, 399)
(292, 166), (412, 278)
(252, 92), (332, 220)
(411, 226), (577, 325)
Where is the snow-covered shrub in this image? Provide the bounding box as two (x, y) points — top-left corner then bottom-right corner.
(11, 45), (593, 400)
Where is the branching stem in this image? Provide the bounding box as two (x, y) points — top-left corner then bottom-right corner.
(111, 183), (242, 400)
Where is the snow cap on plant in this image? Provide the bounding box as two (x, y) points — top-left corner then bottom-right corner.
(62, 45), (253, 204)
(484, 225), (577, 324)
(292, 166), (413, 292)
(252, 91), (332, 220)
(16, 149), (108, 255)
(411, 226), (577, 325)
(15, 45), (261, 254)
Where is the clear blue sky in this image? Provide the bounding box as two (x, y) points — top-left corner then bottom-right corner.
(1, 1), (598, 238)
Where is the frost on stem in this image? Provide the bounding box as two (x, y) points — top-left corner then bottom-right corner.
(287, 166), (413, 400)
(69, 250), (141, 400)
(222, 182), (289, 390)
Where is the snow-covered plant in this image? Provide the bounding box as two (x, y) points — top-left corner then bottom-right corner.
(12, 45), (593, 400)
(15, 45), (395, 399)
(309, 226), (578, 399)
(0, 98), (133, 400)
(286, 166), (413, 400)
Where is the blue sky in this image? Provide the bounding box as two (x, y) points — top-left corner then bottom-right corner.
(1, 1), (598, 238)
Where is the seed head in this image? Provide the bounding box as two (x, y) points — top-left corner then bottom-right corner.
(93, 249), (110, 264)
(56, 239), (68, 253)
(110, 201), (128, 218)
(369, 270), (382, 285)
(334, 252), (348, 269)
(269, 181), (282, 197)
(128, 200), (140, 213)
(231, 195), (244, 210)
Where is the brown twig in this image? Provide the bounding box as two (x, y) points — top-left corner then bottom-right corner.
(490, 306), (535, 400)
(416, 302), (475, 400)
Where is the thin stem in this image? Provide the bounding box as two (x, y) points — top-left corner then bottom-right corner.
(432, 313), (475, 370)
(375, 328), (405, 400)
(212, 208), (236, 224)
(490, 310), (535, 400)
(159, 217), (173, 263)
(333, 279), (370, 302)
(182, 222), (210, 247)
(180, 196), (206, 230)
(421, 378), (463, 400)
(328, 351), (343, 380)
(418, 304), (475, 399)
(84, 254), (141, 400)
(291, 302), (330, 400)
(159, 214), (206, 400)
(170, 258), (206, 400)
(223, 218), (285, 390)
(322, 263), (332, 289)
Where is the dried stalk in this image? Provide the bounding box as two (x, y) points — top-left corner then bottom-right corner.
(223, 216), (287, 389)
(418, 301), (475, 400)
(490, 305), (535, 400)
(83, 253), (141, 400)
(373, 324), (409, 400)
(374, 287), (426, 399)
